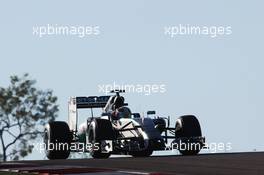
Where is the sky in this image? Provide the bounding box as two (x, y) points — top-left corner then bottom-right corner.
(0, 0), (264, 160)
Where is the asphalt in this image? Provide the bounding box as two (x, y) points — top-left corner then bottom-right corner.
(1, 152), (264, 175)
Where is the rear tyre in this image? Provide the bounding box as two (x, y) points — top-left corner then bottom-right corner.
(44, 121), (71, 159)
(175, 115), (202, 156)
(88, 119), (114, 159)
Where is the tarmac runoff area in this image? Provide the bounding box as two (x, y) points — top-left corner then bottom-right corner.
(0, 152), (264, 175)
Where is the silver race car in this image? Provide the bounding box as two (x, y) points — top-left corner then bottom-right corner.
(44, 90), (205, 159)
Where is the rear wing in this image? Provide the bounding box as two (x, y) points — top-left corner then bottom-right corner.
(75, 96), (111, 108)
(68, 96), (111, 131)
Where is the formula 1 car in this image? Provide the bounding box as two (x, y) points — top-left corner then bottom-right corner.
(44, 90), (205, 159)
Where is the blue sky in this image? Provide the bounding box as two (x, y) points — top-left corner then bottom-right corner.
(0, 0), (264, 160)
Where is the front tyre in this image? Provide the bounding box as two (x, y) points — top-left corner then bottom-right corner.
(175, 115), (202, 156)
(88, 119), (114, 159)
(130, 148), (153, 157)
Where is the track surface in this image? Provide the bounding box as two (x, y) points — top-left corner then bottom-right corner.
(1, 152), (264, 175)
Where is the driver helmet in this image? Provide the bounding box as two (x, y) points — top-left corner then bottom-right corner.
(112, 106), (132, 119)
